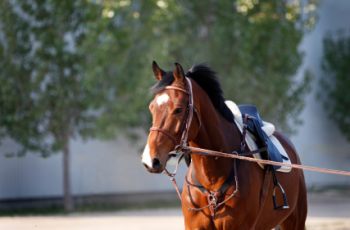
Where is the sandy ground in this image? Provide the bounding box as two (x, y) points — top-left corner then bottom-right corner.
(0, 193), (349, 230)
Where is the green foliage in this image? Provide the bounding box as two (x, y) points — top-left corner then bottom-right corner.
(159, 0), (316, 133)
(0, 0), (105, 155)
(321, 33), (350, 141)
(90, 0), (317, 134)
(0, 0), (45, 155)
(0, 0), (319, 155)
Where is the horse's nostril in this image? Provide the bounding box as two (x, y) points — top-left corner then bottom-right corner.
(152, 158), (161, 169)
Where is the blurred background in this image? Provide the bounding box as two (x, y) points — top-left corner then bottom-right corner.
(0, 0), (349, 222)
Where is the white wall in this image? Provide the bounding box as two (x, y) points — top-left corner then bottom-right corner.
(290, 0), (350, 187)
(0, 136), (187, 199)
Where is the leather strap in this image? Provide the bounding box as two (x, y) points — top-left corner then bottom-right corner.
(149, 127), (178, 145)
(164, 86), (189, 94)
(251, 168), (271, 228)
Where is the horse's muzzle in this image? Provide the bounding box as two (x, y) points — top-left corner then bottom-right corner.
(143, 157), (164, 173)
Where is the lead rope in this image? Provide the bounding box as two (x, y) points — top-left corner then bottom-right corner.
(184, 146), (350, 177)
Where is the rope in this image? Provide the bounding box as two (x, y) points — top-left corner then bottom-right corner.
(185, 146), (350, 177)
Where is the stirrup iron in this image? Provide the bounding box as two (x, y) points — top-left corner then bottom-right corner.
(271, 169), (289, 210)
(272, 181), (289, 210)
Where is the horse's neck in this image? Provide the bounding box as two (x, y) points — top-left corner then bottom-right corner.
(190, 91), (241, 191)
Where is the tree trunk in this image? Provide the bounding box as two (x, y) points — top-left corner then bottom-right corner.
(63, 135), (74, 212)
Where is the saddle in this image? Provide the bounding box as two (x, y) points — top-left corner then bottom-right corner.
(226, 101), (291, 209)
(225, 101), (291, 173)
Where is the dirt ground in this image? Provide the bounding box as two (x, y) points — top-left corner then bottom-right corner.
(1, 193), (349, 230)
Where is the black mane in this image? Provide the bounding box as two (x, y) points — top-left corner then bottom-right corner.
(151, 64), (234, 123)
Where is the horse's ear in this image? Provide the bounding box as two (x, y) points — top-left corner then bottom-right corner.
(152, 61), (165, 81)
(173, 62), (185, 82)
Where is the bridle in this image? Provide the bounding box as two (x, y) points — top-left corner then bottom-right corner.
(148, 77), (239, 218)
(149, 77), (197, 157)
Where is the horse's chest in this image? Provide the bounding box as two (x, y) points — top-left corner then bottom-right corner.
(183, 185), (246, 229)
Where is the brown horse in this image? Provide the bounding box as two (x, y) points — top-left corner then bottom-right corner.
(142, 61), (307, 229)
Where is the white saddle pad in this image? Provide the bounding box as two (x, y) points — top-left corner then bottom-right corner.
(225, 100), (291, 173)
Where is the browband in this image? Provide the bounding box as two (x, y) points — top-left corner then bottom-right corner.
(164, 86), (189, 94)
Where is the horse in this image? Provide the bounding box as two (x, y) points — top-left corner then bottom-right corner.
(141, 61), (307, 230)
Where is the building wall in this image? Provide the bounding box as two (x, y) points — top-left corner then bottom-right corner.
(290, 0), (350, 187)
(0, 136), (187, 199)
(0, 0), (350, 200)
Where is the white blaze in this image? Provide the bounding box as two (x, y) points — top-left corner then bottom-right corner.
(156, 93), (170, 106)
(141, 144), (153, 168)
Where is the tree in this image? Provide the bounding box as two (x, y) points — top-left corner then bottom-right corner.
(0, 0), (106, 211)
(92, 0), (317, 134)
(321, 32), (350, 141)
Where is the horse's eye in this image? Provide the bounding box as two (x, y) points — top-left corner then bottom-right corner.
(173, 108), (183, 115)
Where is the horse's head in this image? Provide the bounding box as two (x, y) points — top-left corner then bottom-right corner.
(142, 61), (197, 173)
